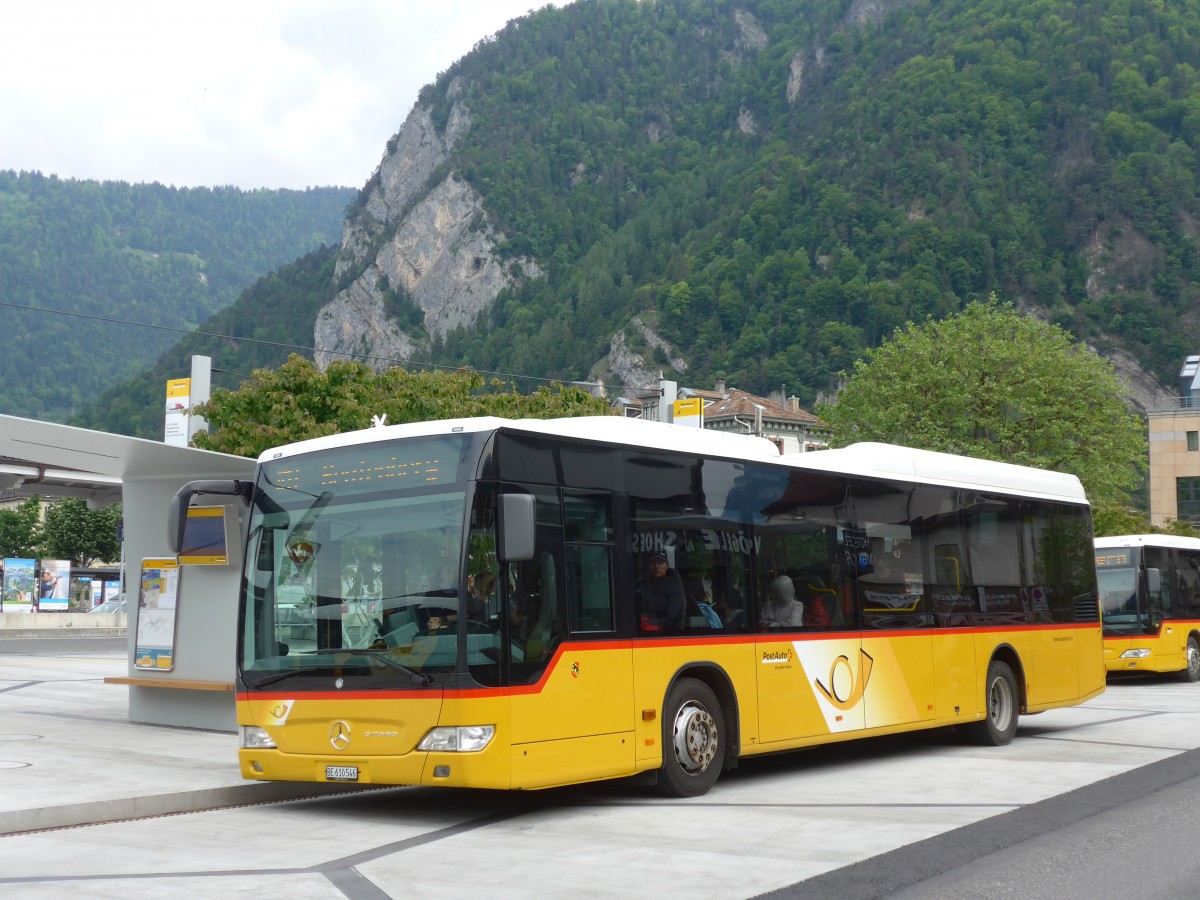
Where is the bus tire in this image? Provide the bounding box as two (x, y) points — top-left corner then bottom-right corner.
(656, 677), (724, 797)
(1183, 636), (1200, 683)
(967, 660), (1019, 746)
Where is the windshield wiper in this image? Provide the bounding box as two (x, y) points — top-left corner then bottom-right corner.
(299, 648), (431, 686)
(246, 665), (329, 689)
(246, 650), (432, 688)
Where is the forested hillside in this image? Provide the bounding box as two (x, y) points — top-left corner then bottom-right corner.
(429, 0), (1200, 400)
(70, 246), (339, 437)
(82, 0), (1200, 437)
(0, 171), (353, 419)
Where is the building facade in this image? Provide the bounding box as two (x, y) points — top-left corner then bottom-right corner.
(628, 376), (829, 454)
(1147, 355), (1200, 526)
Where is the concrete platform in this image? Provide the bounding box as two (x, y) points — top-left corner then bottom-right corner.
(0, 637), (368, 835)
(3, 636), (1200, 898)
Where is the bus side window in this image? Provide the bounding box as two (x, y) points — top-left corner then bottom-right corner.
(1179, 551), (1200, 617)
(563, 494), (615, 633)
(1145, 547), (1173, 615)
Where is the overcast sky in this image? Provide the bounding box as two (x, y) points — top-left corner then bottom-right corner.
(1, 1), (556, 190)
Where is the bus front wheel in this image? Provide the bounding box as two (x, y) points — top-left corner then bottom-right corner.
(1183, 636), (1200, 683)
(656, 677), (724, 797)
(968, 660), (1019, 746)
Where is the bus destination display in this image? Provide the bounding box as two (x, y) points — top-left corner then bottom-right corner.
(265, 436), (464, 497)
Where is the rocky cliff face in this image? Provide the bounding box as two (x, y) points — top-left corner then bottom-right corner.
(315, 2), (1171, 409)
(316, 94), (539, 370)
(599, 317), (689, 397)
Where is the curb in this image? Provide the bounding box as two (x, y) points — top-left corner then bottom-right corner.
(0, 781), (389, 835)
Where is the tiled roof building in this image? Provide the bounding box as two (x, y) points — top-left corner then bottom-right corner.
(628, 376), (829, 454)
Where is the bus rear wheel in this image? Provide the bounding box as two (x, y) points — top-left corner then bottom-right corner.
(967, 660), (1019, 746)
(656, 677), (724, 797)
(1183, 636), (1200, 683)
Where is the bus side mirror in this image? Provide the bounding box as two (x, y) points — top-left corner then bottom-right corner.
(1145, 567), (1161, 595)
(498, 494), (536, 562)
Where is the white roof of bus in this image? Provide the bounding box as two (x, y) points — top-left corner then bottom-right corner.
(781, 441), (1088, 504)
(257, 416), (783, 463)
(258, 417), (1087, 504)
(1094, 534), (1200, 550)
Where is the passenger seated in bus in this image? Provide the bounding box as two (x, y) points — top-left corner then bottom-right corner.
(787, 569), (834, 627)
(682, 576), (722, 629)
(468, 570), (496, 620)
(713, 587), (747, 630)
(638, 552), (686, 632)
(761, 575), (805, 627)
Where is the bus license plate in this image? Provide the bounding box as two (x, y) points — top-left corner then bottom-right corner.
(326, 765), (359, 782)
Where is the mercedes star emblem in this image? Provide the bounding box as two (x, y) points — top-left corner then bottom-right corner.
(330, 720), (351, 751)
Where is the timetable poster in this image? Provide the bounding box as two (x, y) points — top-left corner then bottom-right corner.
(134, 558), (180, 670)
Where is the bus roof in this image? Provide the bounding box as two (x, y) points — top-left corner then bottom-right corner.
(256, 415), (783, 464)
(257, 417), (1087, 504)
(783, 442), (1088, 504)
(1094, 534), (1200, 550)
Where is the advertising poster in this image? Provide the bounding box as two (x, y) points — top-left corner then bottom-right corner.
(134, 558), (180, 670)
(37, 559), (71, 612)
(2, 558), (36, 613)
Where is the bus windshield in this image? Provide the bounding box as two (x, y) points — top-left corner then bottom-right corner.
(239, 434), (488, 688)
(1096, 543), (1160, 636)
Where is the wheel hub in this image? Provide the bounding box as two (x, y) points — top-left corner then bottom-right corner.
(673, 702), (718, 773)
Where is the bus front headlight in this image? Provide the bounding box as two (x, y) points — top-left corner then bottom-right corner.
(240, 725), (277, 749)
(1119, 649), (1151, 659)
(417, 725), (495, 752)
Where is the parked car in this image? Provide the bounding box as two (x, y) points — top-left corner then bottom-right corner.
(90, 597), (127, 613)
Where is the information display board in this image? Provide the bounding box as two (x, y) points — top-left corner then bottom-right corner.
(178, 506), (229, 565)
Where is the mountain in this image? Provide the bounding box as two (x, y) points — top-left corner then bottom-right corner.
(0, 171), (353, 420)
(83, 0), (1200, 437)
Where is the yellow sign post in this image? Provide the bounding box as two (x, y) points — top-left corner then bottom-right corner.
(673, 397), (703, 428)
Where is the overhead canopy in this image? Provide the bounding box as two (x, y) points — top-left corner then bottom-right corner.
(0, 415), (254, 507)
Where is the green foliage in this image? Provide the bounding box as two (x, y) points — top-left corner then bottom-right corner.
(1091, 503), (1153, 538)
(816, 300), (1147, 510)
(0, 171), (352, 422)
(420, 0), (1200, 401)
(74, 0), (1200, 514)
(1158, 518), (1200, 538)
(190, 354), (613, 458)
(39, 499), (122, 568)
(0, 497), (43, 560)
(71, 246), (341, 438)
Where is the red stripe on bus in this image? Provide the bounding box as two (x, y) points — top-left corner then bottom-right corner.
(237, 621), (1098, 702)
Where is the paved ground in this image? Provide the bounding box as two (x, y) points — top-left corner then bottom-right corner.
(1, 637), (1199, 898)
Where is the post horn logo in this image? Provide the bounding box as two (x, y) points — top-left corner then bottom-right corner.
(814, 649), (875, 711)
(330, 720), (351, 751)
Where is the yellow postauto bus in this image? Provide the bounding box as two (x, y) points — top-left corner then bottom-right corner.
(1095, 534), (1200, 681)
(170, 416), (1104, 797)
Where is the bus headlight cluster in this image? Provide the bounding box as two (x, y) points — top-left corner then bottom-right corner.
(240, 725), (277, 749)
(417, 725), (495, 752)
(1119, 649), (1151, 659)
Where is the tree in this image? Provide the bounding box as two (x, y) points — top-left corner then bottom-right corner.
(39, 498), (122, 568)
(0, 497), (42, 559)
(190, 354), (614, 458)
(816, 300), (1147, 520)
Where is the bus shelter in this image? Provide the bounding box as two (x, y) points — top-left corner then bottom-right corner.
(0, 415), (254, 730)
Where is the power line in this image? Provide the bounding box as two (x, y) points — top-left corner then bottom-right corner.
(0, 299), (603, 389)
